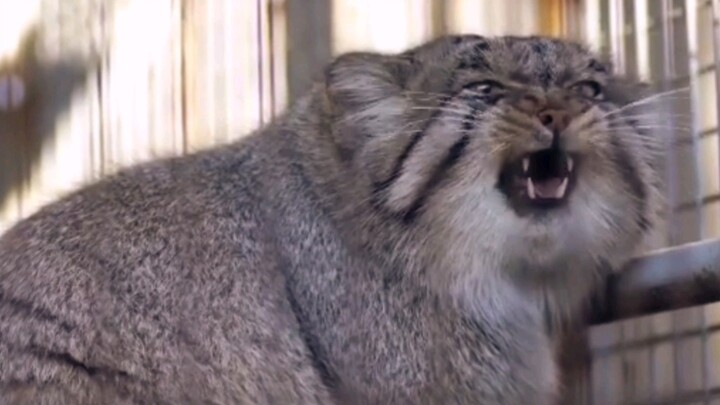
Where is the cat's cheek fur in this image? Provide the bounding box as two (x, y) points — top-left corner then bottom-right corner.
(419, 160), (644, 331)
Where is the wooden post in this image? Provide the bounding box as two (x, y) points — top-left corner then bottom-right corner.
(539, 0), (567, 37)
(0, 61), (27, 235)
(285, 0), (332, 104)
(430, 0), (448, 37)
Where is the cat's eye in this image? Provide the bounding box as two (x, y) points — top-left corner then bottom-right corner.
(465, 80), (505, 98)
(465, 80), (505, 96)
(571, 80), (604, 100)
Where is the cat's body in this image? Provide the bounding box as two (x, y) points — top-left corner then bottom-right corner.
(0, 35), (663, 404)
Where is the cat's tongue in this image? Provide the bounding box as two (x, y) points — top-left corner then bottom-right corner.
(527, 177), (568, 200)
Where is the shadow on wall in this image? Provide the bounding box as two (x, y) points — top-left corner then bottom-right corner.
(285, 0), (332, 103)
(0, 27), (93, 222)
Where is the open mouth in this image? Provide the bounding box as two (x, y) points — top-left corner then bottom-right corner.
(497, 148), (577, 214)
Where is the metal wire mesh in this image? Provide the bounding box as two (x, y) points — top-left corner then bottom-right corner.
(586, 1), (720, 404)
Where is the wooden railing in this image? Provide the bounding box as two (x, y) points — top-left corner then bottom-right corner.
(591, 238), (720, 325)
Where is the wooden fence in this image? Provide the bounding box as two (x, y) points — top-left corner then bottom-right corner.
(0, 0), (567, 234)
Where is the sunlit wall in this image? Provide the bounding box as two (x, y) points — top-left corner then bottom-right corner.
(0, 0), (564, 234)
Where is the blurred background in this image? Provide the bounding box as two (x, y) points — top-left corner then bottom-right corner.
(0, 0), (718, 404)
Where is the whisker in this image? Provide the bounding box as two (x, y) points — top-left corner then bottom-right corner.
(485, 142), (509, 156)
(605, 113), (692, 123)
(390, 116), (479, 136)
(408, 106), (471, 116)
(402, 90), (451, 98)
(608, 125), (693, 132)
(607, 121), (694, 130)
(402, 92), (471, 109)
(600, 87), (691, 119)
(492, 124), (531, 136)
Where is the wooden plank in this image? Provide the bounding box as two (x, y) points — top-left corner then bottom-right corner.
(0, 69), (27, 234)
(183, 0), (268, 151)
(558, 328), (593, 405)
(430, 0), (448, 36)
(286, 0), (331, 103)
(539, 0), (567, 37)
(591, 238), (720, 324)
(17, 0), (100, 217)
(101, 0), (184, 170)
(181, 0), (210, 150)
(268, 0), (288, 116)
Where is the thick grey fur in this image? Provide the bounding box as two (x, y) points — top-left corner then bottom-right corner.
(0, 35), (664, 404)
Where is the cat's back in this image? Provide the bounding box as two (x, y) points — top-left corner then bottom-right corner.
(0, 132), (333, 404)
(0, 136), (270, 306)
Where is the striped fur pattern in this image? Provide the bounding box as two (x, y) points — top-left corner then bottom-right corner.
(0, 35), (664, 404)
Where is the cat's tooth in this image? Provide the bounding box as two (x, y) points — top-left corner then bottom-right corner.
(555, 177), (569, 199)
(527, 178), (536, 199)
(522, 157), (530, 174)
(567, 156), (574, 172)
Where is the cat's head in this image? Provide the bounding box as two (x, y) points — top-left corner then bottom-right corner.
(322, 35), (665, 306)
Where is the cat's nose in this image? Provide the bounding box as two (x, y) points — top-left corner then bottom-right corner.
(537, 109), (570, 134)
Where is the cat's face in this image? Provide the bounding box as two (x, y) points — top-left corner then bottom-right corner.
(325, 35), (664, 280)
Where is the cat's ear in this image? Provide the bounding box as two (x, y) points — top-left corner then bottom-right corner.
(324, 52), (415, 113)
(322, 52), (417, 162)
